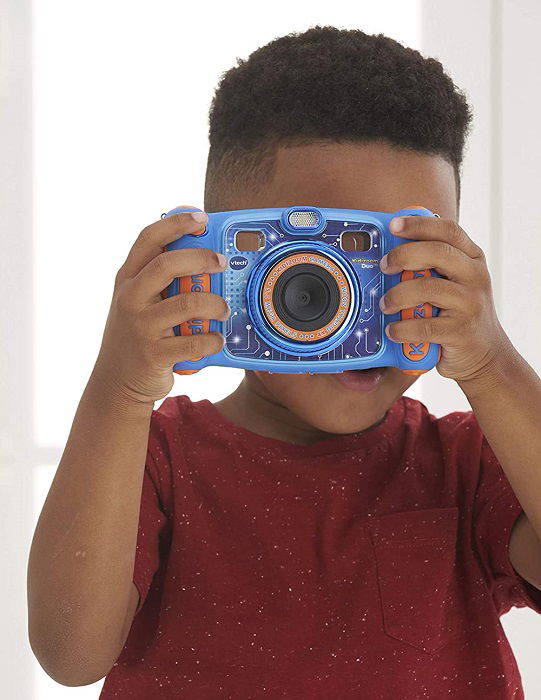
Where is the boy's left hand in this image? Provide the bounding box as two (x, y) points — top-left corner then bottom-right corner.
(378, 215), (513, 383)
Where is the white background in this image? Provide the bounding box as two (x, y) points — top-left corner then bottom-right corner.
(1, 0), (541, 697)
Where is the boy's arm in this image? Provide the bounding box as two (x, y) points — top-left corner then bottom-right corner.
(458, 347), (541, 591)
(27, 373), (153, 686)
(26, 209), (229, 686)
(378, 214), (541, 591)
(509, 513), (541, 591)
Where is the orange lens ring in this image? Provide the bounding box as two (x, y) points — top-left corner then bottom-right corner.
(260, 252), (351, 342)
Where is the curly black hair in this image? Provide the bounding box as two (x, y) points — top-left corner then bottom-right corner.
(204, 25), (473, 211)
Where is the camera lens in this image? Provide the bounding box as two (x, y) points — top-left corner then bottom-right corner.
(273, 264), (339, 330)
(258, 250), (353, 344)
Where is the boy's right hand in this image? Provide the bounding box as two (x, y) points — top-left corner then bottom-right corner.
(92, 208), (230, 406)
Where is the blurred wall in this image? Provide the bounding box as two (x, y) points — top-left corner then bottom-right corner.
(421, 1), (541, 696)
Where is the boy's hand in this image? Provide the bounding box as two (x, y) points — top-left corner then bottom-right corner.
(93, 208), (230, 406)
(378, 215), (512, 383)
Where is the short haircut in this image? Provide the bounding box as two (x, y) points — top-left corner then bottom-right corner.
(204, 25), (473, 212)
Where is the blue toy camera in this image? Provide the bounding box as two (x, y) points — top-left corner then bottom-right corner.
(164, 204), (442, 376)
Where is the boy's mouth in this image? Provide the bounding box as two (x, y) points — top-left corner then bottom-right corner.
(331, 366), (387, 392)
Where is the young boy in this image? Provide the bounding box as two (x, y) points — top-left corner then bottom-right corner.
(27, 26), (541, 699)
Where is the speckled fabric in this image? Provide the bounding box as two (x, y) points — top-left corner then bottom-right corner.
(99, 394), (541, 699)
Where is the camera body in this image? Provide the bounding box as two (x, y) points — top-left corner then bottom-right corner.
(164, 204), (442, 376)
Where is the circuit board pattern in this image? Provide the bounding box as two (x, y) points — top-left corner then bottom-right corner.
(223, 218), (383, 362)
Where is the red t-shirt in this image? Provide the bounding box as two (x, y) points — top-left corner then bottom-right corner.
(100, 394), (541, 699)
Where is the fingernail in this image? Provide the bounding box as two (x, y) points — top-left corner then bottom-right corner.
(191, 211), (208, 223)
(220, 303), (231, 320)
(380, 254), (388, 270)
(379, 295), (387, 311)
(390, 217), (404, 233)
(216, 253), (227, 267)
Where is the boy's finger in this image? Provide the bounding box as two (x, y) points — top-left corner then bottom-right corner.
(156, 331), (226, 367)
(117, 207), (208, 281)
(380, 276), (465, 314)
(128, 247), (227, 309)
(380, 240), (476, 284)
(141, 291), (231, 334)
(390, 216), (485, 261)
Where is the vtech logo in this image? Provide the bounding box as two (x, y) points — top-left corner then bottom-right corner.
(229, 255), (248, 269)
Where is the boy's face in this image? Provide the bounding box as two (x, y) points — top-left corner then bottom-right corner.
(226, 141), (457, 435)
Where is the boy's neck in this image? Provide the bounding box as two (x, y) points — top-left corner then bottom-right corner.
(212, 374), (385, 446)
(212, 375), (337, 445)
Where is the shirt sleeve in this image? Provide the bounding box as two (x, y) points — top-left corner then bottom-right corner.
(473, 435), (541, 616)
(132, 408), (173, 615)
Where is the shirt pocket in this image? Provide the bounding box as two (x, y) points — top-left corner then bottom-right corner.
(366, 506), (460, 655)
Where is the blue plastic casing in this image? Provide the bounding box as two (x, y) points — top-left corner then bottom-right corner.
(164, 205), (442, 375)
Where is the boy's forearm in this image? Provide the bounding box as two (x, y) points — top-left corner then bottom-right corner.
(457, 344), (541, 538)
(27, 369), (154, 683)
